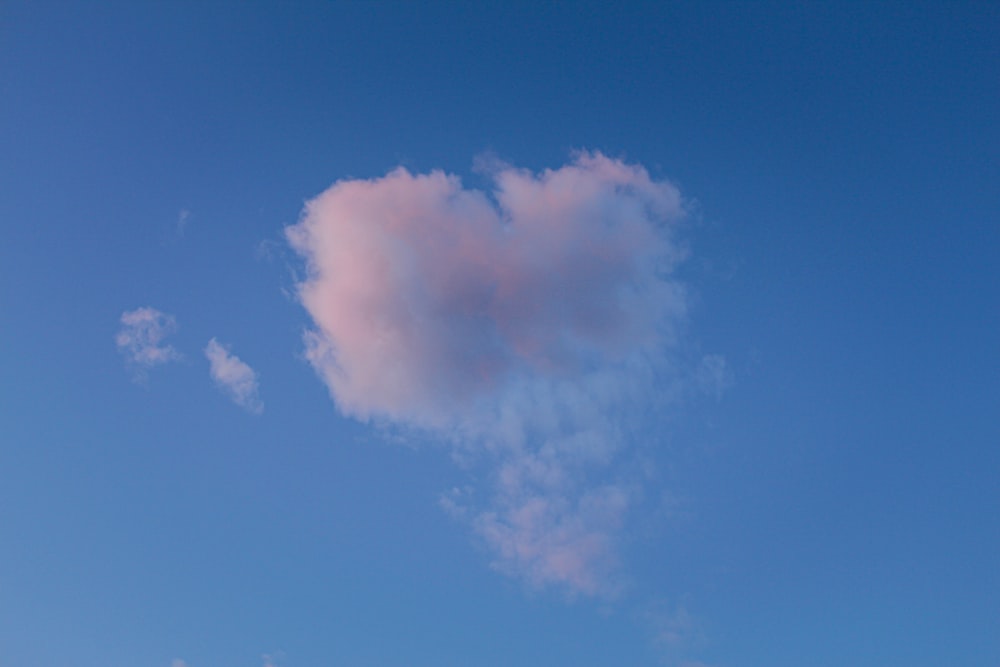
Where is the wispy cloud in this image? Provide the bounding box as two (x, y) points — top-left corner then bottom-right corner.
(648, 603), (701, 648)
(642, 601), (715, 667)
(116, 307), (181, 380)
(261, 651), (285, 667)
(176, 208), (191, 236)
(287, 151), (694, 595)
(696, 353), (733, 400)
(205, 338), (263, 414)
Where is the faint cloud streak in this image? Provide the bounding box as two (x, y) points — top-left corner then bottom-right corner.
(176, 209), (191, 236)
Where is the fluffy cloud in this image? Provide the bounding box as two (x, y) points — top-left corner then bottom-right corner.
(116, 307), (181, 378)
(287, 151), (690, 595)
(205, 338), (263, 414)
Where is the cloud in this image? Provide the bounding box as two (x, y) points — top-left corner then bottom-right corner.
(648, 603), (701, 648)
(261, 651), (285, 667)
(287, 151), (691, 595)
(116, 307), (181, 379)
(696, 353), (733, 399)
(643, 602), (716, 667)
(205, 338), (263, 414)
(171, 660), (188, 667)
(177, 208), (191, 235)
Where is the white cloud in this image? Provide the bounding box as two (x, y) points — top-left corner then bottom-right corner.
(205, 338), (263, 414)
(116, 307), (181, 379)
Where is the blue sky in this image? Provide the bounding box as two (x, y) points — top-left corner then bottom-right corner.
(1, 2), (998, 666)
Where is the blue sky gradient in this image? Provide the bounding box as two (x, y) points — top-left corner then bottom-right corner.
(1, 2), (998, 666)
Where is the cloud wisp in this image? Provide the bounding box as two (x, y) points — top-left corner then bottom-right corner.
(287, 151), (691, 596)
(205, 338), (263, 414)
(116, 307), (182, 380)
(176, 208), (191, 236)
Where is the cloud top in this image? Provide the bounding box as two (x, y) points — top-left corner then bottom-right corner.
(205, 338), (263, 414)
(287, 151), (689, 594)
(116, 307), (181, 378)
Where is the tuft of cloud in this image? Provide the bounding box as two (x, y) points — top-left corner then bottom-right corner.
(176, 209), (191, 236)
(648, 603), (700, 648)
(287, 151), (691, 596)
(170, 660), (188, 667)
(261, 651), (285, 667)
(205, 338), (263, 414)
(696, 353), (733, 400)
(116, 307), (181, 379)
(643, 601), (713, 667)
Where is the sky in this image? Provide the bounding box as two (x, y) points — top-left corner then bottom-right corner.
(1, 2), (998, 666)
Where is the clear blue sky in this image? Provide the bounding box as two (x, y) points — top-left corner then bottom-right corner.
(1, 2), (998, 666)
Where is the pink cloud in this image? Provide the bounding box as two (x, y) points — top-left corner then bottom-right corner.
(205, 338), (263, 414)
(287, 151), (689, 595)
(116, 306), (181, 380)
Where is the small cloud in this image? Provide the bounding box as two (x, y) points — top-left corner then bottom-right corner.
(255, 238), (283, 262)
(644, 600), (709, 665)
(658, 490), (695, 524)
(205, 338), (263, 414)
(439, 486), (474, 520)
(261, 651), (285, 667)
(116, 307), (181, 380)
(651, 604), (697, 647)
(176, 209), (191, 236)
(696, 354), (732, 400)
(171, 660), (188, 667)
